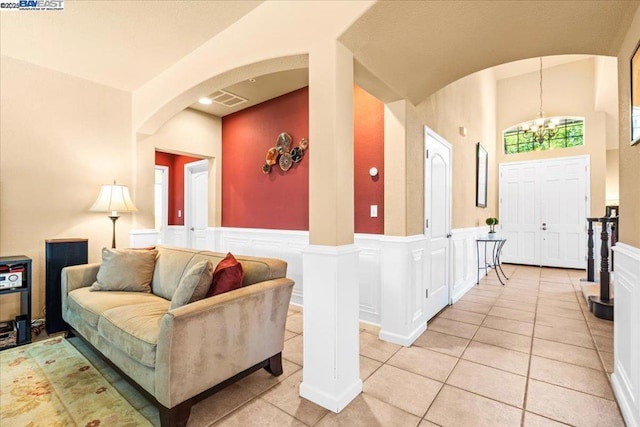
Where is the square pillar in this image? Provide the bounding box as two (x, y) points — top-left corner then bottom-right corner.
(301, 40), (360, 411)
(300, 245), (361, 412)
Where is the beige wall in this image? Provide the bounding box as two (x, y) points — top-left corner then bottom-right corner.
(0, 56), (132, 319)
(606, 149), (620, 205)
(415, 68), (498, 230)
(136, 108), (222, 229)
(384, 100), (408, 236)
(496, 58), (608, 217)
(617, 10), (640, 247)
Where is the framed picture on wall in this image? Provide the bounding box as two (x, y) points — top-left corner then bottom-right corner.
(476, 142), (488, 208)
(631, 39), (640, 145)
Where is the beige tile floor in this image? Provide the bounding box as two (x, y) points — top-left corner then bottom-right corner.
(76, 264), (623, 426)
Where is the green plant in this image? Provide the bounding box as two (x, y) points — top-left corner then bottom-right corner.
(485, 217), (499, 233)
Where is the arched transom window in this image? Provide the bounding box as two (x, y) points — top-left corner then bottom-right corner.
(503, 116), (585, 154)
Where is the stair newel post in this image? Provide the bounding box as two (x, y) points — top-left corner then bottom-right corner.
(610, 217), (618, 271)
(588, 217), (614, 320)
(599, 217), (611, 302)
(586, 218), (597, 282)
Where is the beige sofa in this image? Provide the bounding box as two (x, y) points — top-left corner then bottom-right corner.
(61, 245), (294, 427)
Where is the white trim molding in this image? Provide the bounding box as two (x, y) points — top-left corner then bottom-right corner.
(611, 242), (640, 427)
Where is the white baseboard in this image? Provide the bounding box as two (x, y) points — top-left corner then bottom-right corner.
(299, 379), (362, 413)
(379, 321), (426, 347)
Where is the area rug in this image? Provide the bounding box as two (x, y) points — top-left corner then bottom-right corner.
(0, 337), (153, 427)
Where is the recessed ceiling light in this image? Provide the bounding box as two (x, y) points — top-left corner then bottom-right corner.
(198, 97), (213, 105)
(249, 78), (256, 83)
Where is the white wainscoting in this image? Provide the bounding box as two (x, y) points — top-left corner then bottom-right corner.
(378, 235), (428, 345)
(132, 225), (487, 344)
(165, 226), (187, 248)
(208, 227), (308, 307)
(129, 229), (160, 248)
(451, 227), (490, 303)
(611, 243), (640, 427)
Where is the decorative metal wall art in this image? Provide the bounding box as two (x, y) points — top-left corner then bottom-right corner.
(263, 132), (308, 174)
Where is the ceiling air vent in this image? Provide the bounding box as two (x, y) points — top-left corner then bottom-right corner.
(208, 90), (247, 107)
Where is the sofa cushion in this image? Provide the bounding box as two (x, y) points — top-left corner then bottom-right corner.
(67, 287), (162, 328)
(207, 253), (243, 297)
(98, 301), (170, 368)
(151, 247), (199, 300)
(169, 260), (214, 310)
(197, 250), (286, 287)
(91, 247), (158, 292)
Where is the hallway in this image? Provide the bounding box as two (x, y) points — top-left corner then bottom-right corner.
(212, 265), (623, 426)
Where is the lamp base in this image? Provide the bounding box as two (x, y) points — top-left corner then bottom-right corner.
(108, 215), (120, 249)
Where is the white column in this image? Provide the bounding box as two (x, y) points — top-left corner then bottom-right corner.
(300, 245), (361, 411)
(300, 39), (361, 412)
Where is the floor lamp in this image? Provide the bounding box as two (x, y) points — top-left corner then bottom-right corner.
(90, 181), (138, 248)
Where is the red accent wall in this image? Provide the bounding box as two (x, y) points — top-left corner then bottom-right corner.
(354, 86), (385, 234)
(222, 87), (310, 230)
(155, 151), (202, 225)
(221, 85), (385, 234)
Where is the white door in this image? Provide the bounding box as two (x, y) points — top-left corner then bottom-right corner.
(500, 163), (541, 265)
(500, 156), (589, 268)
(185, 159), (208, 250)
(424, 126), (452, 321)
(154, 166), (169, 245)
(539, 158), (587, 268)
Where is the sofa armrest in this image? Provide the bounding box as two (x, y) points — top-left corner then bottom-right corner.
(61, 263), (100, 313)
(154, 277), (294, 408)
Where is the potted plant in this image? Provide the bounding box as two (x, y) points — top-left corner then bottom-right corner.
(486, 217), (499, 234)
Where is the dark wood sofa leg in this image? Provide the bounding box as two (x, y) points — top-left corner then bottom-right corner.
(159, 401), (192, 427)
(264, 352), (283, 376)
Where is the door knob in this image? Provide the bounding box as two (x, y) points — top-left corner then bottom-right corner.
(542, 223), (546, 226)
(190, 227), (194, 231)
(541, 227), (547, 231)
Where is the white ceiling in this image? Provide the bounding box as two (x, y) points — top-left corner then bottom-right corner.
(0, 0), (262, 91)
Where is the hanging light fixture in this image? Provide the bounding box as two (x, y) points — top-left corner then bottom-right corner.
(521, 57), (558, 147)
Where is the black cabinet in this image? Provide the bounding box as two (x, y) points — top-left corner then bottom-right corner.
(0, 255), (32, 348)
(45, 239), (88, 334)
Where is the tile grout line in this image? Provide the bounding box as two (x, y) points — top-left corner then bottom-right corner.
(573, 280), (623, 416)
(522, 269), (621, 424)
(518, 265), (542, 426)
(418, 267), (512, 424)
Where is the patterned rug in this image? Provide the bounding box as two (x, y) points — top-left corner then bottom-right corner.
(0, 337), (154, 427)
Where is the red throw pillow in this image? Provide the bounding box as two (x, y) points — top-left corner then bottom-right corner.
(207, 253), (244, 297)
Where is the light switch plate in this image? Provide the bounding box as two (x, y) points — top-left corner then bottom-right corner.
(370, 205), (378, 217)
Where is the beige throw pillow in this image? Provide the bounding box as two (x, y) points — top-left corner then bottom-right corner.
(91, 247), (158, 292)
(169, 260), (214, 310)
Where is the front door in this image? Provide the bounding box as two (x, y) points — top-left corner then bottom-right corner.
(424, 126), (452, 321)
(538, 158), (587, 268)
(500, 155), (589, 268)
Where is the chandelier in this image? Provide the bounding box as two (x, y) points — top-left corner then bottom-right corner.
(521, 57), (558, 146)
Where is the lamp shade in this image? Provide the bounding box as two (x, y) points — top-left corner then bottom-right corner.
(90, 183), (138, 216)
